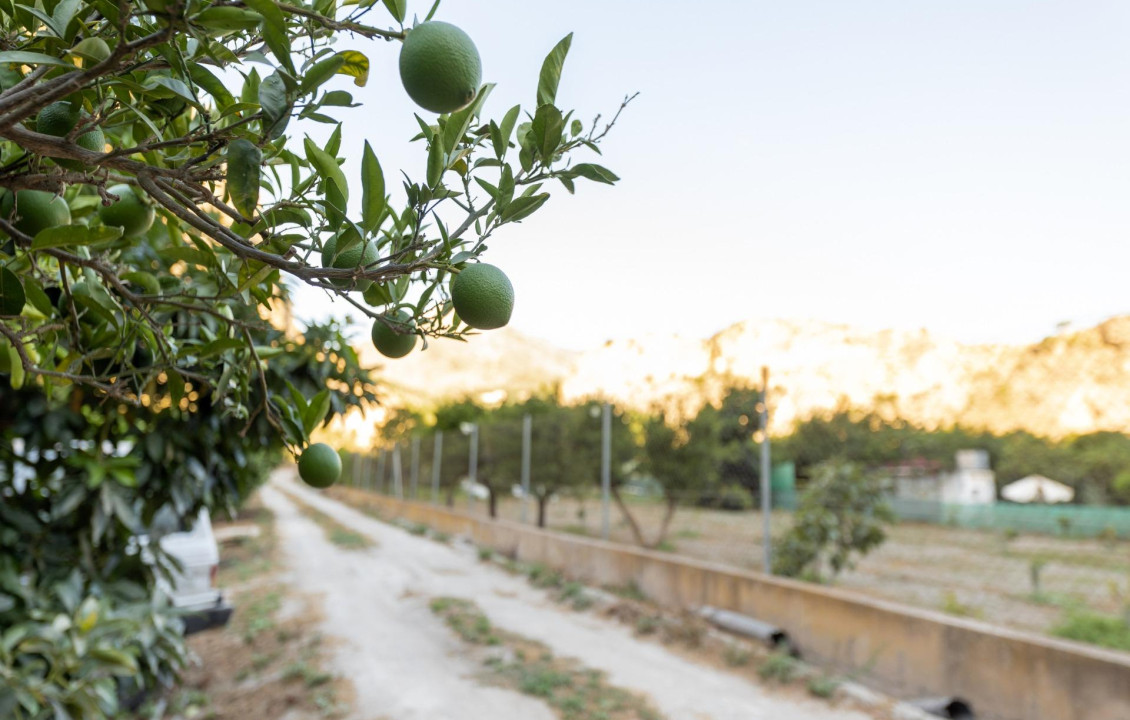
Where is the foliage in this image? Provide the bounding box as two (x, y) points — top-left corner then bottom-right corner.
(1052, 610), (1130, 652)
(772, 461), (895, 580)
(0, 1), (627, 715)
(0, 319), (371, 717)
(638, 404), (720, 546)
(0, 0), (625, 453)
(394, 394), (637, 525)
(776, 409), (1130, 505)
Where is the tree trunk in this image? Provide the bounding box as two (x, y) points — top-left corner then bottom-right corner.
(652, 496), (679, 549)
(488, 486), (498, 519)
(445, 485), (455, 508)
(610, 484), (647, 546)
(537, 495), (549, 528)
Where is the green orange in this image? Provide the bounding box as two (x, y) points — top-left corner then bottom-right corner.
(321, 230), (378, 291)
(399, 21), (482, 114)
(451, 263), (514, 330)
(0, 190), (72, 237)
(36, 101), (105, 170)
(98, 184), (154, 238)
(371, 310), (417, 359)
(298, 443), (341, 488)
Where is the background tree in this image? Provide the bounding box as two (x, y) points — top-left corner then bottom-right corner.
(639, 404), (721, 548)
(772, 461), (896, 580)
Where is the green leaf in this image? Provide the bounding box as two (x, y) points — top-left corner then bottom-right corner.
(242, 0), (295, 73)
(166, 369), (185, 404)
(227, 139), (262, 219)
(190, 64), (236, 108)
(361, 141), (385, 233)
(444, 83), (494, 154)
(531, 104), (564, 163)
(0, 50), (75, 68)
(426, 136), (444, 189)
(258, 72), (292, 140)
(500, 193), (550, 223)
(0, 268), (24, 316)
(337, 50), (369, 87)
(382, 0), (406, 23)
(303, 139), (348, 209)
(304, 390), (331, 433)
(300, 54), (345, 95)
(30, 225), (122, 250)
(21, 278), (51, 316)
(570, 163), (619, 185)
(536, 33), (573, 108)
(362, 282), (393, 307)
(494, 104), (521, 158)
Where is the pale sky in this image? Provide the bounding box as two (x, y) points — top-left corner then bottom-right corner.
(290, 0), (1130, 350)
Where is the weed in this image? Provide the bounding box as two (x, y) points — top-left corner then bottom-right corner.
(603, 581), (647, 602)
(758, 651), (799, 683)
(433, 531), (451, 543)
(527, 563), (564, 589)
(673, 528), (702, 540)
(409, 523), (428, 536)
(634, 615), (660, 636)
(1053, 610), (1130, 652)
(723, 643), (751, 667)
(654, 540), (677, 553)
(940, 590), (982, 619)
(283, 660), (333, 688)
(807, 674), (839, 698)
(478, 547), (493, 562)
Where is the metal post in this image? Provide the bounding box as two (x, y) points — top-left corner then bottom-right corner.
(468, 424), (478, 512)
(376, 450), (386, 494)
(392, 444), (404, 499)
(521, 414), (532, 524)
(760, 366), (772, 573)
(431, 431), (443, 503)
(410, 435), (420, 499)
(601, 402), (611, 540)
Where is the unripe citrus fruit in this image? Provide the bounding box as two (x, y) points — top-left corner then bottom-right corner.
(399, 21), (482, 114)
(99, 184), (154, 238)
(451, 263), (514, 330)
(371, 310), (417, 359)
(298, 442), (341, 488)
(321, 230), (378, 291)
(0, 190), (72, 237)
(36, 101), (105, 170)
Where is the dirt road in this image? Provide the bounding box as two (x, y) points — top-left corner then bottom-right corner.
(261, 471), (872, 720)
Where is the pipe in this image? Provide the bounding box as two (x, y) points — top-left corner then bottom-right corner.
(909, 697), (975, 719)
(698, 606), (791, 651)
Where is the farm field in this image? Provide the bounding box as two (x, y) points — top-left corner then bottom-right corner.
(465, 495), (1130, 638)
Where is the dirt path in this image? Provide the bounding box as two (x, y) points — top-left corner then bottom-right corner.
(261, 471), (872, 720)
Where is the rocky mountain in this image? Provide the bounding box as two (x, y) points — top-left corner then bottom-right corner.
(360, 316), (1130, 438)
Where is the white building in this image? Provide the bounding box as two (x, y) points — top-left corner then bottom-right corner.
(893, 449), (996, 505)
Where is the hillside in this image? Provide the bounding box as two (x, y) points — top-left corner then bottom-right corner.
(360, 316), (1130, 438)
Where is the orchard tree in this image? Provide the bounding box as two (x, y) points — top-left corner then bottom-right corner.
(0, 1), (628, 716)
(640, 403), (721, 548)
(0, 0), (629, 457)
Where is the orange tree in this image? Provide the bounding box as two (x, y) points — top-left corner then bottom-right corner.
(0, 1), (626, 716)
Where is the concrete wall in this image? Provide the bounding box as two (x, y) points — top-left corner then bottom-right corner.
(343, 490), (1130, 720)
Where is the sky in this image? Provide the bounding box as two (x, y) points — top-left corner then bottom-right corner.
(289, 0), (1130, 351)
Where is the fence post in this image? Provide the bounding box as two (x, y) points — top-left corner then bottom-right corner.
(601, 402), (611, 541)
(521, 414), (532, 524)
(431, 431), (442, 503)
(351, 451), (361, 488)
(410, 435), (420, 500)
(468, 424), (478, 513)
(760, 366), (772, 573)
(392, 444), (404, 499)
(376, 450), (386, 495)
